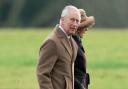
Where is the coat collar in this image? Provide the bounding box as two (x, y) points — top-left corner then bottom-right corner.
(54, 25), (78, 62)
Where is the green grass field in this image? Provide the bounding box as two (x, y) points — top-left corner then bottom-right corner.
(0, 28), (128, 89)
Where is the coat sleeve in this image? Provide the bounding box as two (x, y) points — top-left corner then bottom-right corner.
(36, 39), (58, 89)
(78, 16), (95, 30)
(78, 20), (89, 30)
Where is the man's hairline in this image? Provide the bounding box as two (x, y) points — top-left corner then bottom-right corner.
(61, 5), (80, 17)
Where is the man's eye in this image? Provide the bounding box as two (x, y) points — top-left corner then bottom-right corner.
(75, 19), (79, 24)
(70, 18), (79, 24)
(71, 18), (75, 21)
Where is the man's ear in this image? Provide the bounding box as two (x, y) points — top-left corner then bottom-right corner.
(60, 17), (64, 22)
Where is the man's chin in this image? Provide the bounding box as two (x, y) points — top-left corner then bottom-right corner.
(71, 32), (76, 35)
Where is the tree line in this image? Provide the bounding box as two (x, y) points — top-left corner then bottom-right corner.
(0, 0), (128, 28)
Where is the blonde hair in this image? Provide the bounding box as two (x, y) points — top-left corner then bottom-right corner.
(79, 9), (87, 22)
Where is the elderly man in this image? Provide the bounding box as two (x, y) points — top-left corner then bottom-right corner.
(36, 5), (81, 89)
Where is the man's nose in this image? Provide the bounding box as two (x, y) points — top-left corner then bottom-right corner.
(73, 20), (79, 27)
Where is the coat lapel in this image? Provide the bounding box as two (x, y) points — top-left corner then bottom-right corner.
(54, 25), (73, 58)
(61, 38), (73, 58)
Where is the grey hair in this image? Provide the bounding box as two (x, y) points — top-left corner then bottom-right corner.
(61, 5), (79, 17)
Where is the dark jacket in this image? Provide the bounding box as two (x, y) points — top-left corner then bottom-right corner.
(73, 35), (90, 89)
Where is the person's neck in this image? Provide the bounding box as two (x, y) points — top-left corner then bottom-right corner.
(59, 25), (71, 39)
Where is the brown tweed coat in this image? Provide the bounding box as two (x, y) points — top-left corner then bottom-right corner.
(37, 25), (78, 89)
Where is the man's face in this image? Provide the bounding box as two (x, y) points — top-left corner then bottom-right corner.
(61, 10), (81, 35)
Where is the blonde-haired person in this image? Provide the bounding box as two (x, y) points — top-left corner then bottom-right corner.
(73, 9), (95, 89)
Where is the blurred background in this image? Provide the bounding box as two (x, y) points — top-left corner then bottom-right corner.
(0, 0), (128, 28)
(0, 0), (128, 89)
